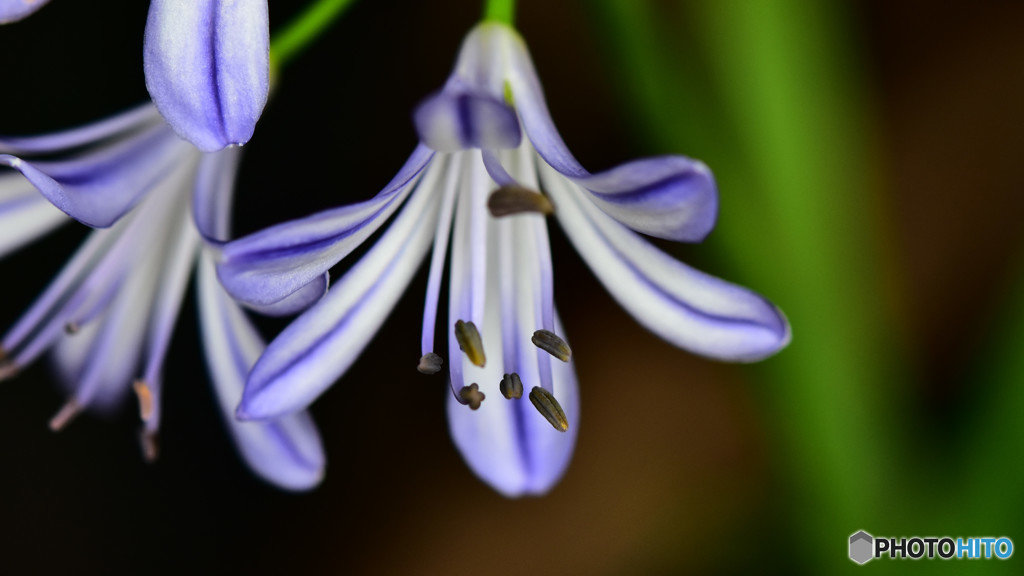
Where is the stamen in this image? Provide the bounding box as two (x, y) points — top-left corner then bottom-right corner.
(133, 380), (155, 422)
(417, 353), (444, 375)
(454, 320), (486, 367)
(64, 322), (80, 335)
(532, 329), (572, 362)
(500, 373), (523, 400)
(0, 360), (18, 382)
(529, 386), (569, 432)
(140, 430), (159, 462)
(487, 186), (554, 218)
(49, 399), (82, 432)
(458, 383), (485, 410)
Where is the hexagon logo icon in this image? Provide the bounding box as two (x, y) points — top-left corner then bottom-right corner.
(849, 531), (874, 564)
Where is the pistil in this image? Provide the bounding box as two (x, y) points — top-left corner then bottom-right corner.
(417, 352), (444, 374)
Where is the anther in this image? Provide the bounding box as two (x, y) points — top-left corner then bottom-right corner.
(500, 373), (523, 400)
(529, 386), (569, 432)
(417, 352), (444, 375)
(532, 329), (572, 362)
(487, 186), (554, 218)
(0, 360), (18, 382)
(455, 320), (486, 367)
(0, 347), (16, 381)
(49, 399), (82, 432)
(133, 380), (155, 422)
(459, 384), (486, 410)
(64, 322), (80, 335)
(140, 430), (159, 462)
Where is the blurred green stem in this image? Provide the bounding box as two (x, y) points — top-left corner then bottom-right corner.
(592, 0), (904, 572)
(483, 0), (516, 25)
(270, 0), (359, 70)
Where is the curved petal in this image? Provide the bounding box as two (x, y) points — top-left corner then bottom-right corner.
(447, 211), (578, 497)
(237, 179), (442, 421)
(0, 0), (51, 24)
(572, 156), (717, 242)
(51, 228), (164, 411)
(499, 26), (716, 242)
(542, 164), (790, 362)
(414, 88), (521, 153)
(239, 273), (328, 317)
(192, 145), (243, 244)
(0, 104), (162, 154)
(217, 145), (434, 308)
(197, 252), (325, 490)
(0, 125), (195, 228)
(0, 173), (68, 260)
(144, 0), (269, 151)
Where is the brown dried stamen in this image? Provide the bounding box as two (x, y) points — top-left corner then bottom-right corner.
(455, 320), (486, 367)
(140, 430), (159, 462)
(133, 380), (155, 422)
(529, 386), (569, 432)
(487, 185), (554, 218)
(49, 399), (82, 432)
(531, 329), (572, 362)
(0, 360), (18, 382)
(459, 384), (486, 410)
(499, 373), (523, 400)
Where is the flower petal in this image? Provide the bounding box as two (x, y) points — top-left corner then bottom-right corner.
(0, 104), (162, 154)
(51, 228), (164, 411)
(144, 0), (269, 151)
(498, 27), (716, 242)
(542, 164), (790, 362)
(414, 88), (521, 153)
(217, 145), (434, 309)
(0, 124), (195, 228)
(197, 252), (325, 490)
(237, 175), (443, 421)
(0, 173), (68, 260)
(192, 146), (243, 244)
(0, 0), (50, 24)
(447, 215), (578, 496)
(570, 156), (718, 242)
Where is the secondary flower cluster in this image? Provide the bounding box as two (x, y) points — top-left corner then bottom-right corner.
(0, 6), (790, 497)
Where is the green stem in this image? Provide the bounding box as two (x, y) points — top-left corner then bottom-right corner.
(270, 0), (359, 71)
(483, 0), (516, 25)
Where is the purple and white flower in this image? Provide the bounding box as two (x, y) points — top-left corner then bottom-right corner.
(217, 21), (790, 496)
(0, 104), (323, 490)
(3, 0), (269, 152)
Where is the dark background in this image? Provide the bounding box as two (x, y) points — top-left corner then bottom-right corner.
(1, 0), (1022, 573)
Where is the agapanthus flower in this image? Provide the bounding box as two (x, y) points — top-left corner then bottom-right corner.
(216, 21), (790, 496)
(0, 103), (323, 490)
(2, 0), (269, 152)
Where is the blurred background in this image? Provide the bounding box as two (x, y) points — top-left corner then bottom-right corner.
(1, 0), (1022, 573)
